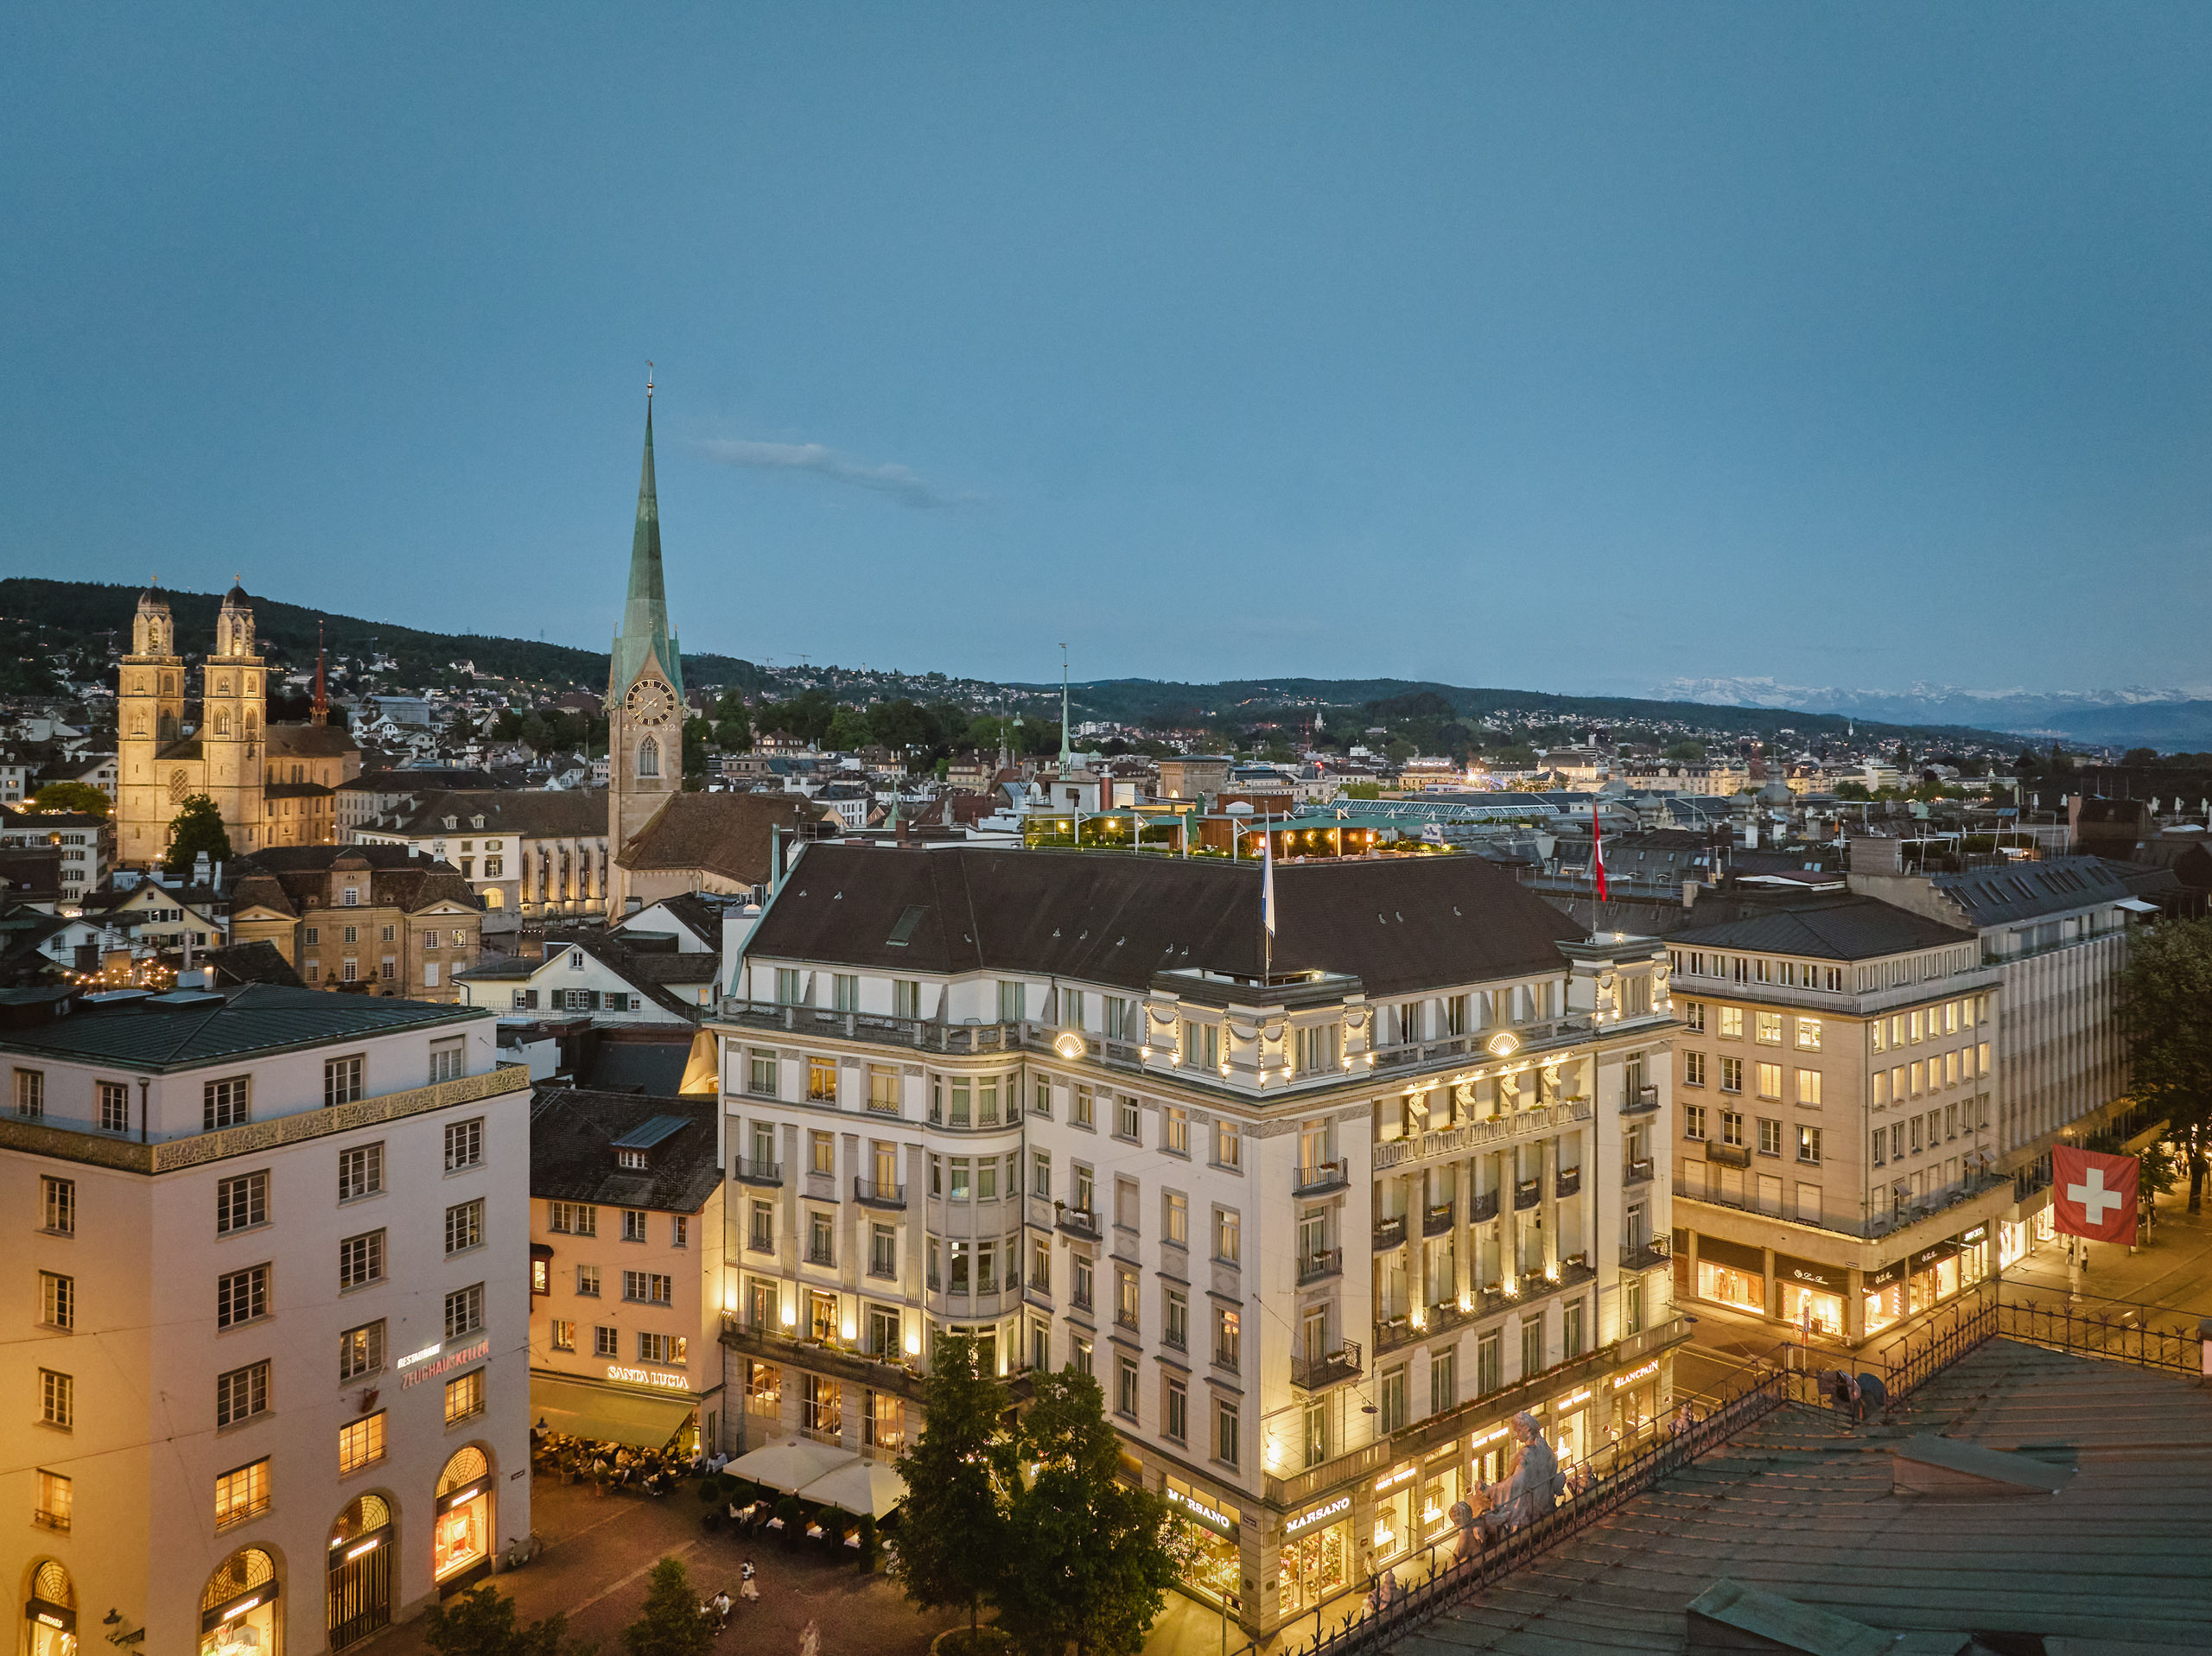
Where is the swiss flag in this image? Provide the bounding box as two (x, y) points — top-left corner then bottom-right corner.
(2051, 1145), (2139, 1246)
(1592, 807), (1608, 902)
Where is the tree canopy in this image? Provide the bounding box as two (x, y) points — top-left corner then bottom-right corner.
(620, 1558), (714, 1656)
(2120, 917), (2212, 1211)
(423, 1585), (594, 1656)
(30, 781), (109, 818)
(889, 1334), (1011, 1640)
(164, 793), (233, 878)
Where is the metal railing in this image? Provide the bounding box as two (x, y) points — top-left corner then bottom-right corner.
(1375, 1261), (1599, 1355)
(1283, 1298), (1999, 1656)
(853, 1177), (906, 1209)
(1294, 1160), (1351, 1197)
(1291, 1341), (1363, 1391)
(1619, 1237), (1671, 1273)
(1624, 1158), (1654, 1186)
(1058, 1206), (1102, 1241)
(1470, 1190), (1499, 1223)
(1298, 1248), (1344, 1286)
(1554, 1166), (1581, 1199)
(1681, 1165), (2009, 1241)
(1373, 1215), (1407, 1250)
(1422, 1202), (1456, 1237)
(1621, 1085), (1660, 1116)
(1513, 1179), (1541, 1211)
(734, 1158), (783, 1186)
(1999, 1298), (2204, 1374)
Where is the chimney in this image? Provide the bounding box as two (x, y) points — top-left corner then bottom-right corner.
(1682, 879), (1700, 909)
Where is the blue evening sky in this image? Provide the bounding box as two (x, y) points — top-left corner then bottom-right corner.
(3, 5), (2207, 696)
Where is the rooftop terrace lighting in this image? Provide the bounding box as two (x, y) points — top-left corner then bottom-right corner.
(1485, 1031), (1521, 1058)
(1053, 1030), (1086, 1060)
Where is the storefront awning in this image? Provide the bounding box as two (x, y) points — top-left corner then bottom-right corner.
(531, 1374), (695, 1449)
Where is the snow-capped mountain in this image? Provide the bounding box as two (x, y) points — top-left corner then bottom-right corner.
(1653, 677), (2212, 749)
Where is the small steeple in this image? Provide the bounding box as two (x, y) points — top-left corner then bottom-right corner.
(611, 371), (684, 701)
(1058, 644), (1073, 777)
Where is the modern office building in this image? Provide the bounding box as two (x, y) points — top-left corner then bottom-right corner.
(0, 984), (532, 1656)
(709, 843), (1685, 1637)
(1664, 897), (2009, 1344)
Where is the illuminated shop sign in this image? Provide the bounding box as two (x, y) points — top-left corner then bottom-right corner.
(1284, 1494), (1351, 1535)
(1164, 1487), (1236, 1539)
(397, 1342), (444, 1369)
(401, 1339), (489, 1388)
(1469, 1422), (1512, 1450)
(1374, 1466), (1417, 1494)
(1612, 1360), (1661, 1390)
(1554, 1388), (1594, 1412)
(606, 1364), (693, 1392)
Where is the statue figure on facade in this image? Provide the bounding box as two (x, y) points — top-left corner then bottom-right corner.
(1482, 1413), (1564, 1538)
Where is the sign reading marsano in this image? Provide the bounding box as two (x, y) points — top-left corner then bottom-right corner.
(607, 1364), (692, 1393)
(400, 1339), (489, 1389)
(1164, 1486), (1236, 1540)
(1284, 1494), (1351, 1536)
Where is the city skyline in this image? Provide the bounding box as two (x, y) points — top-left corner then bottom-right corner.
(4, 9), (2208, 696)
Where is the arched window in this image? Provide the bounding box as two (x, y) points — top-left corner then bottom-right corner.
(27, 1558), (73, 1656)
(162, 673), (175, 695)
(638, 737), (660, 778)
(245, 710), (258, 735)
(434, 1447), (493, 1587)
(328, 1494), (394, 1648)
(130, 715), (147, 737)
(213, 712), (231, 736)
(200, 1548), (279, 1656)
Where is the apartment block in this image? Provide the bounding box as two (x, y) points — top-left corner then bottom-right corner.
(711, 845), (1684, 1637)
(0, 985), (532, 1656)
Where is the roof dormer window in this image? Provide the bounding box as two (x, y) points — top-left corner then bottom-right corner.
(569, 948), (585, 971)
(444, 816), (459, 830)
(341, 886), (359, 907)
(616, 1149), (647, 1170)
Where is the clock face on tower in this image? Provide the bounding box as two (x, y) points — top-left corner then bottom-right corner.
(624, 677), (676, 727)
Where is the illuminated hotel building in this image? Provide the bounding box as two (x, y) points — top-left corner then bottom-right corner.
(711, 842), (1686, 1638)
(0, 985), (531, 1656)
(1665, 898), (2010, 1343)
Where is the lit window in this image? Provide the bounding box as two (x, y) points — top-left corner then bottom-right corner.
(213, 1457), (270, 1527)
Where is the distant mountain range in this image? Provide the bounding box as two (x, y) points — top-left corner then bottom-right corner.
(1656, 676), (2212, 752)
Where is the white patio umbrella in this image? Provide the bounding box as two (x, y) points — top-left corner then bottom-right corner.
(797, 1457), (909, 1520)
(725, 1438), (859, 1494)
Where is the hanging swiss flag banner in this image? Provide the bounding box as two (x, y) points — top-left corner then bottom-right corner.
(2051, 1145), (2139, 1246)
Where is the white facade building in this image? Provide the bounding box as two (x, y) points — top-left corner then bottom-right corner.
(711, 844), (1684, 1638)
(0, 985), (533, 1656)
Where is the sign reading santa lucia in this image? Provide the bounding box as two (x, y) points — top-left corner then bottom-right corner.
(2050, 1145), (2139, 1247)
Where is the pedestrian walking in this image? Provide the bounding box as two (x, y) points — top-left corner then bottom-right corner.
(740, 1559), (759, 1602)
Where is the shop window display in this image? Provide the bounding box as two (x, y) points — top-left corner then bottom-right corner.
(200, 1549), (279, 1656)
(1278, 1507), (1351, 1615)
(1696, 1259), (1764, 1312)
(28, 1560), (77, 1656)
(433, 1447), (492, 1589)
(1162, 1480), (1240, 1607)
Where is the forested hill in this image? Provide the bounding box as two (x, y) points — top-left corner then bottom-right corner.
(0, 578), (763, 694)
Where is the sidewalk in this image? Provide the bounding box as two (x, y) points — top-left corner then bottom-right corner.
(353, 1478), (962, 1656)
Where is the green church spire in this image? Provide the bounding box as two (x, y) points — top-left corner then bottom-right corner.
(611, 388), (683, 701)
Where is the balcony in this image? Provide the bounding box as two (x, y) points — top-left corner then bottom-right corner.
(1374, 1259), (1602, 1355)
(854, 1177), (906, 1210)
(1421, 1202), (1456, 1237)
(1554, 1165), (1582, 1199)
(1297, 1247), (1343, 1286)
(1293, 1159), (1349, 1198)
(1116, 1307), (1139, 1332)
(1513, 1177), (1542, 1211)
(1470, 1189), (1499, 1223)
(1624, 1158), (1655, 1187)
(1621, 1084), (1660, 1117)
(1704, 1140), (1751, 1168)
(1071, 1288), (1095, 1314)
(735, 1158), (783, 1187)
(1621, 1236), (1672, 1273)
(1372, 1215), (1407, 1250)
(721, 1318), (927, 1401)
(1290, 1339), (1363, 1391)
(1056, 1205), (1103, 1242)
(806, 1245), (835, 1267)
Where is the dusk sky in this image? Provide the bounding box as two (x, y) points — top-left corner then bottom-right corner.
(3, 6), (2207, 697)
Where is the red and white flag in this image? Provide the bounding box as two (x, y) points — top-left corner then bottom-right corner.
(1592, 807), (1608, 902)
(2051, 1145), (2139, 1247)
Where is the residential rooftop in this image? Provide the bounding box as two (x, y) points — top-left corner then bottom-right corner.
(0, 981), (482, 1070)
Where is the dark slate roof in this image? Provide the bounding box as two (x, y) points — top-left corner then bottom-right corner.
(384, 788), (607, 839)
(0, 981), (483, 1069)
(747, 845), (1585, 996)
(528, 1087), (720, 1212)
(617, 791), (828, 885)
(1389, 1340), (2212, 1655)
(585, 1041), (694, 1094)
(1928, 855), (2175, 927)
(204, 941), (307, 988)
(264, 723), (361, 758)
(1667, 896), (1977, 961)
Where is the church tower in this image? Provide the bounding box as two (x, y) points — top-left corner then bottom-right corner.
(606, 390), (683, 914)
(118, 586), (187, 867)
(201, 583), (266, 852)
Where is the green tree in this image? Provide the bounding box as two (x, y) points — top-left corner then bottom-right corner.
(996, 1369), (1177, 1656)
(825, 706), (874, 752)
(890, 1334), (1009, 1641)
(2120, 917), (2212, 1211)
(680, 716), (711, 782)
(1661, 740), (1706, 762)
(2122, 747), (2159, 766)
(620, 1558), (714, 1656)
(29, 781), (109, 818)
(423, 1585), (594, 1656)
(1833, 781), (1872, 801)
(163, 794), (233, 879)
(711, 689), (753, 752)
